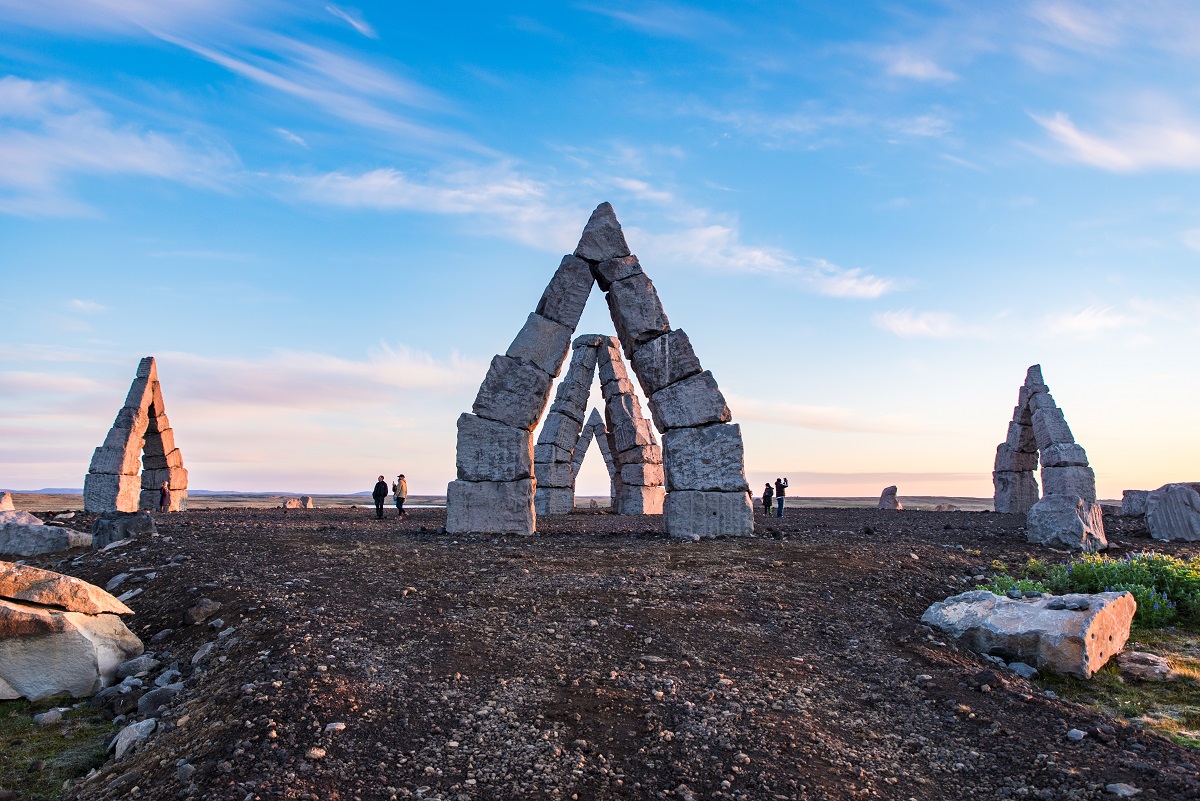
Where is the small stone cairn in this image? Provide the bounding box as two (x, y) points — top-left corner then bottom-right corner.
(992, 365), (1105, 551)
(83, 357), (188, 513)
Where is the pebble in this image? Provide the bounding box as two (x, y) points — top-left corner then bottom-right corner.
(33, 709), (63, 726)
(324, 722), (346, 733)
(1067, 728), (1086, 741)
(306, 747), (326, 760)
(1105, 783), (1141, 797)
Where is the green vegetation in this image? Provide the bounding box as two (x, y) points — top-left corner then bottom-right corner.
(0, 696), (115, 800)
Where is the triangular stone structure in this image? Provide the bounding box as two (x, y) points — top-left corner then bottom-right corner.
(571, 408), (617, 504)
(993, 365), (1105, 551)
(448, 202), (753, 538)
(83, 357), (188, 513)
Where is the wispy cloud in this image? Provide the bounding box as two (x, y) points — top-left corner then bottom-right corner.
(1044, 304), (1127, 337)
(325, 5), (377, 39)
(274, 127), (308, 147)
(880, 49), (957, 82)
(68, 299), (106, 313)
(582, 2), (735, 41)
(729, 395), (923, 434)
(873, 309), (988, 338)
(1032, 109), (1200, 171)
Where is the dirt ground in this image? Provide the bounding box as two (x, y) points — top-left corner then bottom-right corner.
(11, 506), (1200, 801)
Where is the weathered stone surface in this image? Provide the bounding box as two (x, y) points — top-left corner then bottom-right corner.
(1032, 407), (1075, 449)
(534, 443), (572, 464)
(574, 202), (630, 263)
(592, 255), (643, 292)
(446, 479), (536, 535)
(111, 718), (156, 760)
(137, 489), (186, 512)
(536, 412), (583, 453)
(1026, 494), (1107, 552)
(661, 424), (748, 492)
(0, 493), (12, 511)
(994, 444), (1038, 473)
(534, 487), (575, 516)
(299, 495), (314, 508)
(877, 486), (903, 511)
(91, 512), (156, 550)
(648, 371), (731, 431)
(505, 312), (573, 377)
(616, 444), (663, 465)
(84, 470), (141, 514)
(548, 398), (586, 424)
(0, 520), (92, 557)
(934, 504), (959, 512)
(1040, 443), (1088, 468)
(0, 562), (132, 615)
(552, 376), (592, 412)
(141, 466), (188, 490)
(141, 427), (177, 457)
(456, 414), (533, 482)
(282, 498), (303, 509)
(111, 405), (149, 431)
(572, 334), (606, 348)
(1005, 422), (1037, 454)
(630, 329), (703, 396)
(619, 462), (665, 487)
(535, 255), (594, 329)
(1122, 489), (1150, 516)
(472, 355), (553, 431)
(1041, 465), (1097, 502)
(0, 600), (143, 700)
(921, 590), (1134, 678)
(596, 341), (628, 384)
(615, 485), (665, 515)
(142, 448), (185, 471)
(1027, 391), (1059, 415)
(1115, 651), (1177, 682)
(994, 471), (1039, 514)
(601, 377), (635, 402)
(535, 460), (575, 489)
(183, 598), (221, 625)
(663, 490), (754, 539)
(607, 273), (670, 358)
(0, 511), (40, 526)
(88, 445), (142, 476)
(605, 395), (657, 454)
(1146, 483), (1200, 542)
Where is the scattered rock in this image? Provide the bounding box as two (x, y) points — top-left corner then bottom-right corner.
(183, 598), (221, 625)
(110, 718), (156, 759)
(1115, 651), (1177, 682)
(1106, 783), (1141, 797)
(91, 511), (156, 549)
(116, 654), (160, 678)
(32, 709), (63, 725)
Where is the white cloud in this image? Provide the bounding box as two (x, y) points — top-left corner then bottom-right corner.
(325, 5), (377, 39)
(1044, 305), (1127, 337)
(68, 299), (106, 313)
(1032, 110), (1200, 171)
(881, 50), (957, 82)
(1029, 2), (1119, 48)
(873, 309), (987, 338)
(581, 3), (735, 40)
(729, 395), (923, 434)
(275, 128), (308, 147)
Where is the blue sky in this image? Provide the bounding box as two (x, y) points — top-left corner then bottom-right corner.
(1, 1), (1197, 498)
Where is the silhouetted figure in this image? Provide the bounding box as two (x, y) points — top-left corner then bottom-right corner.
(762, 482), (773, 516)
(158, 481), (170, 513)
(372, 475), (388, 519)
(775, 477), (788, 518)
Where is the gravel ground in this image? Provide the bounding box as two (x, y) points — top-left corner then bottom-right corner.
(17, 506), (1200, 801)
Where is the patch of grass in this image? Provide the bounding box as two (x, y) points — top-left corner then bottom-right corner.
(0, 696), (115, 799)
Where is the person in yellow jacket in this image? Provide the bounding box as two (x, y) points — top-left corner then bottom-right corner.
(392, 474), (408, 518)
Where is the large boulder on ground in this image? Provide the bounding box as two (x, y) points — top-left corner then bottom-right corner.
(877, 486), (902, 510)
(0, 511), (92, 557)
(0, 562), (133, 615)
(921, 590), (1136, 678)
(282, 498), (303, 509)
(1121, 489), (1149, 516)
(1026, 494), (1107, 552)
(91, 511), (156, 550)
(1146, 483), (1200, 542)
(0, 492), (12, 511)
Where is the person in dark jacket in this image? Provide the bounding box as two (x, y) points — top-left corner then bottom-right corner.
(372, 475), (388, 519)
(159, 480), (170, 513)
(762, 482), (773, 516)
(774, 477), (788, 518)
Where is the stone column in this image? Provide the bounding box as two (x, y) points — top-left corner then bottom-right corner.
(596, 338), (664, 514)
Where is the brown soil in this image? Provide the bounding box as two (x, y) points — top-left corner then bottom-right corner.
(15, 507), (1200, 801)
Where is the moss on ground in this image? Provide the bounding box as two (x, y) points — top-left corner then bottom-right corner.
(0, 696), (115, 799)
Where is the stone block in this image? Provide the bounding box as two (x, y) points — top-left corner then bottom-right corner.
(141, 467), (188, 491)
(661, 423), (748, 492)
(1121, 489), (1150, 516)
(144, 489), (187, 513)
(535, 460), (575, 489)
(89, 445), (141, 476)
(606, 396), (657, 454)
(573, 334), (606, 348)
(142, 448), (184, 471)
(648, 371), (731, 431)
(601, 377), (634, 401)
(91, 511), (157, 548)
(112, 406), (149, 431)
(596, 343), (628, 384)
(534, 443), (572, 464)
(1026, 494), (1107, 552)
(994, 443), (1038, 473)
(592, 255), (643, 292)
(0, 562), (131, 616)
(1005, 422), (1037, 454)
(0, 522), (92, 558)
(123, 376), (153, 411)
(535, 255), (594, 329)
(1032, 407), (1074, 450)
(1028, 391), (1058, 415)
(1146, 483), (1200, 542)
(456, 414), (533, 482)
(505, 312), (573, 377)
(446, 479), (536, 535)
(1024, 364), (1044, 386)
(574, 202), (630, 263)
(536, 412), (583, 452)
(566, 340), (599, 371)
(1041, 465), (1096, 502)
(630, 329), (703, 396)
(616, 444), (662, 465)
(664, 490), (755, 539)
(553, 374), (592, 411)
(142, 427), (177, 458)
(83, 473), (141, 513)
(472, 355), (553, 431)
(101, 423), (147, 455)
(0, 493), (11, 512)
(606, 273), (670, 358)
(1040, 443), (1088, 468)
(615, 484), (665, 515)
(993, 470), (1039, 515)
(620, 462), (665, 487)
(548, 398), (586, 424)
(534, 487), (575, 516)
(146, 411), (169, 434)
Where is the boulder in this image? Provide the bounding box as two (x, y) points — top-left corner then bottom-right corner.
(877, 486), (903, 510)
(1115, 651), (1177, 682)
(0, 492), (12, 511)
(920, 590), (1135, 678)
(534, 255), (594, 329)
(0, 562), (133, 615)
(614, 485), (665, 516)
(1041, 465), (1097, 503)
(0, 598), (143, 699)
(994, 443), (1038, 473)
(1146, 483), (1200, 542)
(1031, 407), (1075, 450)
(934, 504), (959, 512)
(505, 312), (573, 377)
(0, 515), (92, 557)
(1026, 494), (1107, 552)
(445, 479), (536, 535)
(1039, 443), (1089, 468)
(993, 470), (1039, 515)
(282, 498), (303, 509)
(534, 487), (575, 516)
(648, 371), (731, 431)
(574, 202), (631, 263)
(472, 355), (553, 431)
(1121, 489), (1150, 517)
(83, 473), (141, 513)
(663, 490), (754, 539)
(91, 511), (157, 550)
(111, 718), (156, 760)
(299, 495), (315, 508)
(661, 424), (749, 493)
(0, 510), (40, 526)
(183, 598), (221, 626)
(629, 329), (703, 396)
(456, 413), (534, 482)
(606, 273), (670, 358)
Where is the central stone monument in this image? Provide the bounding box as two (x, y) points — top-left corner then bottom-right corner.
(447, 203), (753, 538)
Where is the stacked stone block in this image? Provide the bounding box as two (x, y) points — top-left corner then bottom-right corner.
(595, 339), (665, 515)
(533, 337), (597, 516)
(992, 364), (1105, 551)
(83, 357), (188, 513)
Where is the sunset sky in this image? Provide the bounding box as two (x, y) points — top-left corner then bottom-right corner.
(1, 1), (1197, 499)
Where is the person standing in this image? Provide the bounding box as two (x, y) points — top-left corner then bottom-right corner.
(392, 474), (408, 518)
(158, 480), (171, 513)
(774, 477), (788, 518)
(371, 475), (388, 519)
(762, 482), (773, 516)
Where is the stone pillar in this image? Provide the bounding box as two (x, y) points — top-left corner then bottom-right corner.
(597, 339), (664, 515)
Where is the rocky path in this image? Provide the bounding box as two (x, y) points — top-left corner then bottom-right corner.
(21, 507), (1200, 800)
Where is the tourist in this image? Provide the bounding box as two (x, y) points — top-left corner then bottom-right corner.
(158, 480), (170, 513)
(392, 474), (408, 518)
(775, 477), (788, 518)
(371, 475), (388, 519)
(762, 482), (773, 516)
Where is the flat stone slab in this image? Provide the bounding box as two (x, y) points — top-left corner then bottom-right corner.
(1146, 483), (1200, 541)
(606, 273), (670, 358)
(446, 479), (536, 535)
(661, 424), (748, 492)
(1026, 494), (1107, 551)
(472, 355), (553, 431)
(0, 562), (131, 615)
(630, 329), (702, 396)
(535, 255), (594, 329)
(0, 521), (92, 557)
(506, 312), (573, 377)
(663, 490), (755, 539)
(648, 371), (731, 431)
(456, 414), (534, 483)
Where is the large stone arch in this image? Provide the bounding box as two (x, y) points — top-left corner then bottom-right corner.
(447, 203), (753, 538)
(83, 357), (189, 512)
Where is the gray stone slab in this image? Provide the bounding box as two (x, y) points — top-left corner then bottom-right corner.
(619, 462), (665, 487)
(446, 479), (535, 535)
(1121, 489), (1150, 516)
(111, 406), (148, 431)
(601, 377), (634, 402)
(615, 485), (664, 515)
(472, 355), (554, 431)
(616, 443), (662, 466)
(505, 312), (573, 377)
(1039, 443), (1089, 468)
(88, 446), (142, 476)
(993, 470), (1039, 514)
(141, 428), (176, 458)
(138, 489), (187, 512)
(141, 466), (188, 491)
(648, 371), (731, 431)
(630, 329), (702, 396)
(1026, 494), (1107, 552)
(606, 394), (657, 454)
(573, 334), (606, 348)
(535, 255), (594, 329)
(606, 273), (670, 358)
(553, 375), (592, 411)
(536, 411), (583, 452)
(1005, 422), (1037, 454)
(83, 473), (142, 513)
(596, 343), (628, 384)
(1041, 465), (1096, 503)
(534, 487), (575, 516)
(1032, 407), (1075, 450)
(574, 202), (631, 263)
(535, 460), (575, 489)
(1146, 483), (1200, 541)
(456, 413), (534, 482)
(1025, 364), (1044, 387)
(662, 423), (748, 492)
(994, 443), (1038, 473)
(592, 255), (643, 292)
(548, 398), (586, 424)
(664, 490), (755, 539)
(146, 411), (169, 435)
(534, 443), (572, 464)
(142, 448), (183, 471)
